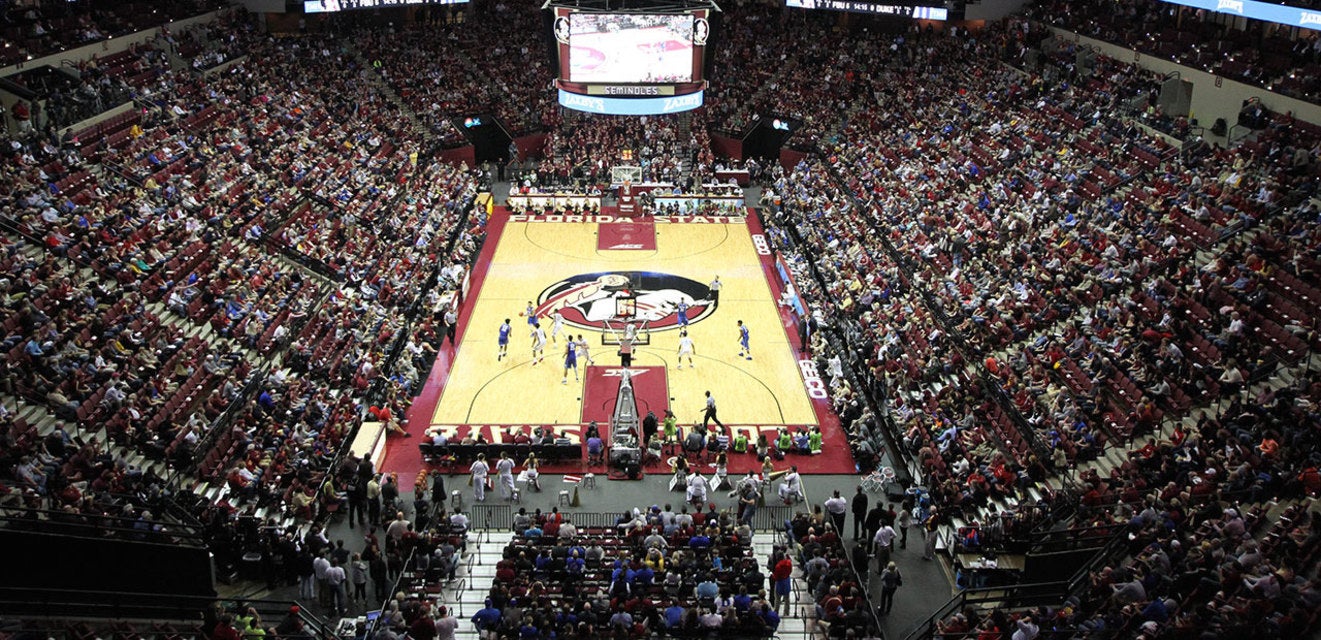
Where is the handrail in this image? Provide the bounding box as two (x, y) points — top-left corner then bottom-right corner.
(0, 587), (330, 636)
(760, 203), (915, 487)
(366, 545), (418, 639)
(901, 581), (1072, 640)
(0, 505), (207, 544)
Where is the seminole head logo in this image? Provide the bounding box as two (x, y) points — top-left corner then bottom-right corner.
(535, 271), (715, 332)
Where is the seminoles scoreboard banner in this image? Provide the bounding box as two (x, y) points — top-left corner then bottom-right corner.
(552, 7), (709, 115)
(1157, 0), (1321, 29)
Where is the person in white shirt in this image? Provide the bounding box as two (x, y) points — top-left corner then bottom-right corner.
(530, 323), (547, 365)
(677, 331), (695, 369)
(778, 466), (802, 504)
(550, 310), (565, 344)
(434, 606), (459, 640)
(312, 553), (331, 606)
(449, 510), (469, 534)
(325, 559), (347, 616)
(470, 453), (490, 502)
(495, 452), (515, 500)
(823, 489), (848, 534)
(686, 472), (709, 509)
(872, 524), (897, 572)
(574, 334), (594, 366)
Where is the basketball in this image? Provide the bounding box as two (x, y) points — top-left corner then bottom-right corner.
(519, 312), (525, 317)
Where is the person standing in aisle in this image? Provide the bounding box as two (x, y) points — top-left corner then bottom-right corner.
(497, 318), (511, 361)
(470, 452), (490, 502)
(677, 330), (695, 369)
(851, 486), (869, 541)
(737, 320), (751, 360)
(701, 390), (724, 428)
(771, 552), (793, 615)
(325, 559), (347, 617)
(923, 508), (940, 560)
(878, 562), (902, 615)
(824, 490), (848, 535)
(872, 521), (896, 573)
(897, 504), (914, 550)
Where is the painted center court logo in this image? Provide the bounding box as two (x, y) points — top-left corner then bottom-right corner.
(535, 271), (715, 332)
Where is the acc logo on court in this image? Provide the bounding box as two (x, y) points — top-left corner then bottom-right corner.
(535, 271), (716, 332)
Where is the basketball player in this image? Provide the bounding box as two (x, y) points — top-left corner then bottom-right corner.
(530, 322), (547, 365)
(676, 300), (690, 327)
(737, 320), (751, 360)
(497, 318), (511, 361)
(575, 334), (595, 366)
(562, 340), (579, 384)
(677, 330), (695, 369)
(708, 276), (722, 304)
(524, 301), (536, 327)
(550, 310), (565, 344)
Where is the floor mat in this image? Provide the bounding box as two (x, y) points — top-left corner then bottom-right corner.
(597, 221), (656, 251)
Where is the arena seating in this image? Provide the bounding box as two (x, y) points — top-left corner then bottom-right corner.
(1030, 0), (1321, 104)
(2, 1), (1320, 637)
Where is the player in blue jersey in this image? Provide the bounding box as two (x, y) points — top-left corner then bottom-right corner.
(677, 300), (690, 327)
(525, 301), (536, 327)
(497, 318), (511, 361)
(737, 320), (751, 360)
(562, 340), (579, 384)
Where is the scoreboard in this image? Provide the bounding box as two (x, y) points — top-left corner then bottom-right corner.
(785, 0), (949, 20)
(550, 3), (712, 116)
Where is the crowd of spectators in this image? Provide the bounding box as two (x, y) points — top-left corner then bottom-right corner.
(0, 0), (228, 65)
(0, 25), (484, 542)
(704, 1), (862, 150)
(466, 504), (790, 639)
(740, 13), (1321, 640)
(1028, 0), (1321, 104)
(535, 111), (714, 190)
(3, 2), (1321, 637)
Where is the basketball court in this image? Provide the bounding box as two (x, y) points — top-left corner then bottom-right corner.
(382, 206), (855, 476)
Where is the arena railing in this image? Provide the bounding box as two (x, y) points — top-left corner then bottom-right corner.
(311, 187), (477, 520)
(900, 580), (1073, 640)
(0, 506), (207, 546)
(467, 504), (796, 535)
(0, 588), (331, 638)
(756, 204), (916, 487)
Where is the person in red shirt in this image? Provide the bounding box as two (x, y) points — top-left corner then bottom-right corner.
(211, 615), (241, 640)
(772, 555), (794, 614)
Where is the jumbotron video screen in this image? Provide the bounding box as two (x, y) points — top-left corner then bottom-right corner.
(569, 14), (695, 84)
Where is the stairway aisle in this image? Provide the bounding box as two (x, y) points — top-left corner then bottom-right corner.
(451, 530), (512, 640)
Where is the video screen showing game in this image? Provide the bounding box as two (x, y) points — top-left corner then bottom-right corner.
(569, 13), (694, 84)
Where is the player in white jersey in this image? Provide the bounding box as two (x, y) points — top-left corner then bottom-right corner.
(677, 330), (695, 369)
(530, 322), (547, 365)
(550, 310), (565, 344)
(575, 334), (595, 366)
